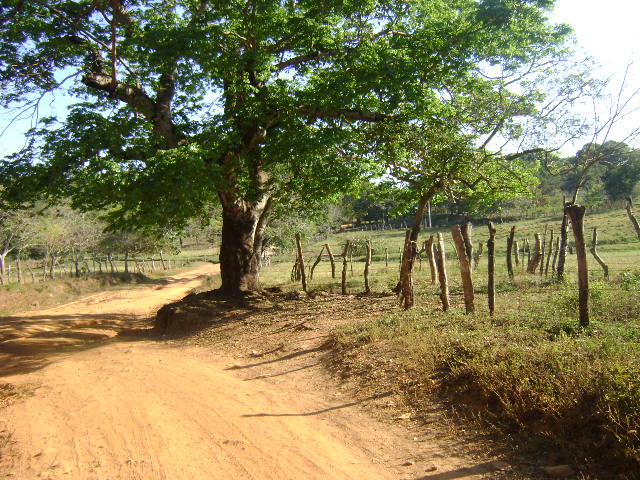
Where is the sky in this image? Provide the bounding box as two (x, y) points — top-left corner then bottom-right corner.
(1, 0), (640, 157)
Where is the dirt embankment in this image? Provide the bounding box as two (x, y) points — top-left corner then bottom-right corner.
(1, 265), (520, 480)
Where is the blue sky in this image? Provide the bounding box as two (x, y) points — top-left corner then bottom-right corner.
(1, 0), (639, 157)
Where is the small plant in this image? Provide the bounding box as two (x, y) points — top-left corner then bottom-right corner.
(620, 269), (640, 291)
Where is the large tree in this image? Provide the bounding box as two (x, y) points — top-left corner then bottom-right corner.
(1, 0), (571, 294)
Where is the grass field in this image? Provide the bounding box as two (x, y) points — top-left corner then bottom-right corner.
(260, 208), (640, 476)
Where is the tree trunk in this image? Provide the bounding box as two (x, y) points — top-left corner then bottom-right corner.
(506, 226), (515, 280)
(590, 227), (609, 279)
(426, 235), (438, 284)
(218, 209), (262, 294)
(324, 244), (336, 278)
(452, 225), (475, 313)
(527, 234), (542, 274)
(294, 233), (307, 292)
(341, 240), (351, 295)
(108, 253), (115, 273)
(626, 197), (640, 241)
(399, 239), (418, 309)
(435, 233), (450, 311)
(0, 253), (6, 286)
(364, 240), (372, 294)
(124, 248), (130, 273)
(566, 204), (590, 327)
(310, 245), (325, 281)
(487, 222), (497, 315)
(556, 200), (569, 280)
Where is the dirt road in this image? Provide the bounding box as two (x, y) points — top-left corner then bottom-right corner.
(0, 265), (504, 480)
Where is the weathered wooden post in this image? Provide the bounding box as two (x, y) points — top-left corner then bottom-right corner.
(487, 222), (497, 316)
(452, 225), (475, 313)
(385, 247), (389, 270)
(590, 227), (609, 279)
(506, 226), (515, 280)
(324, 244), (336, 278)
(544, 230), (554, 276)
(399, 240), (417, 309)
(435, 233), (450, 311)
(551, 236), (560, 274)
(310, 245), (325, 281)
(295, 233), (307, 292)
(527, 234), (542, 274)
(461, 222), (474, 271)
(426, 235), (437, 284)
(557, 198), (569, 280)
(626, 197), (640, 241)
(566, 204), (589, 327)
(473, 241), (483, 269)
(341, 240), (351, 295)
(538, 226), (547, 275)
(524, 238), (530, 271)
(364, 240), (372, 294)
(514, 240), (520, 267)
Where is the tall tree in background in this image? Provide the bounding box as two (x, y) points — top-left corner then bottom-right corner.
(1, 0), (573, 294)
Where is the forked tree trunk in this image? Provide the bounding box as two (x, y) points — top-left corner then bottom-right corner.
(324, 244), (336, 278)
(626, 197), (640, 241)
(452, 225), (474, 313)
(426, 235), (437, 284)
(310, 245), (325, 281)
(566, 204), (590, 327)
(506, 226), (515, 280)
(487, 222), (497, 315)
(435, 233), (450, 311)
(364, 240), (372, 294)
(341, 240), (351, 295)
(590, 227), (609, 279)
(294, 233), (307, 292)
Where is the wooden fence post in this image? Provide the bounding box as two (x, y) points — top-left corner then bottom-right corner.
(295, 233), (307, 292)
(566, 204), (589, 327)
(399, 240), (418, 309)
(461, 222), (474, 271)
(527, 234), (542, 274)
(544, 230), (554, 276)
(341, 240), (351, 295)
(364, 240), (372, 294)
(538, 226), (547, 275)
(385, 247), (389, 270)
(506, 226), (515, 280)
(310, 245), (325, 281)
(435, 233), (449, 311)
(551, 236), (560, 274)
(452, 225), (475, 313)
(514, 240), (520, 267)
(426, 235), (437, 284)
(590, 227), (609, 279)
(557, 199), (569, 280)
(626, 197), (640, 241)
(324, 244), (336, 278)
(487, 222), (497, 315)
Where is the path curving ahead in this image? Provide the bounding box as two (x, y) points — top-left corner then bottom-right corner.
(0, 264), (399, 480)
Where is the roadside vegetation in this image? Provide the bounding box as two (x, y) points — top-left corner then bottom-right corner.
(257, 208), (640, 475)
